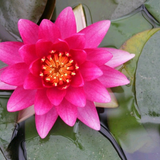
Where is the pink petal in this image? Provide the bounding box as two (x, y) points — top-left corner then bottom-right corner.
(18, 19), (39, 44)
(36, 39), (53, 58)
(84, 80), (111, 103)
(7, 86), (36, 112)
(0, 68), (16, 90)
(19, 44), (37, 65)
(78, 100), (100, 130)
(47, 87), (66, 106)
(79, 20), (110, 48)
(65, 33), (85, 49)
(70, 49), (86, 65)
(98, 65), (130, 88)
(55, 7), (76, 39)
(79, 61), (103, 81)
(52, 39), (69, 52)
(70, 70), (84, 87)
(85, 48), (113, 66)
(39, 19), (61, 43)
(0, 81), (16, 90)
(105, 48), (135, 68)
(24, 73), (43, 89)
(35, 107), (58, 138)
(34, 89), (53, 115)
(56, 99), (77, 126)
(65, 87), (86, 107)
(0, 42), (23, 65)
(29, 59), (41, 76)
(1, 63), (29, 86)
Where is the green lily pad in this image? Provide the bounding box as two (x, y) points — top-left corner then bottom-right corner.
(25, 117), (121, 160)
(135, 30), (160, 121)
(106, 28), (160, 153)
(0, 0), (48, 39)
(101, 11), (153, 48)
(53, 0), (145, 23)
(0, 94), (17, 154)
(145, 0), (160, 23)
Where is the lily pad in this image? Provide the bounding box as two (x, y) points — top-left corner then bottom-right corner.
(145, 0), (160, 23)
(25, 117), (121, 160)
(0, 0), (48, 39)
(53, 0), (145, 24)
(135, 30), (160, 122)
(106, 28), (160, 154)
(0, 94), (17, 157)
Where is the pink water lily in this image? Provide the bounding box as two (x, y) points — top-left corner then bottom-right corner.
(0, 7), (134, 138)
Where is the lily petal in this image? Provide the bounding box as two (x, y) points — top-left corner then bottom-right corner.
(24, 73), (43, 89)
(78, 100), (100, 130)
(98, 65), (130, 88)
(0, 68), (16, 90)
(47, 87), (66, 106)
(70, 49), (86, 65)
(55, 7), (76, 39)
(84, 80), (111, 103)
(56, 99), (77, 126)
(79, 61), (103, 81)
(7, 86), (36, 112)
(0, 42), (23, 65)
(29, 59), (41, 77)
(36, 39), (53, 58)
(34, 89), (53, 115)
(105, 48), (135, 68)
(85, 48), (112, 66)
(52, 39), (69, 52)
(79, 20), (110, 48)
(65, 87), (86, 107)
(65, 33), (85, 49)
(70, 70), (84, 87)
(39, 19), (61, 43)
(18, 19), (39, 44)
(35, 107), (58, 138)
(1, 63), (29, 86)
(19, 44), (37, 65)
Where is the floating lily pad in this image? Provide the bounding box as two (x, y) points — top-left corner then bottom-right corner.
(25, 117), (121, 160)
(106, 28), (160, 154)
(0, 94), (17, 158)
(0, 0), (48, 38)
(145, 0), (160, 23)
(53, 0), (145, 24)
(135, 30), (160, 122)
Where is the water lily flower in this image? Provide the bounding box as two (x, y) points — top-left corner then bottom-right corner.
(0, 7), (134, 138)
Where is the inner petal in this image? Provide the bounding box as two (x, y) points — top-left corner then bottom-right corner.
(39, 50), (79, 89)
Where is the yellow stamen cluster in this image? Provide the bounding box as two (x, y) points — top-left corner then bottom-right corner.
(40, 50), (79, 89)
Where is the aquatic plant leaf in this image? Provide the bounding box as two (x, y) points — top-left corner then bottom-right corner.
(106, 28), (160, 153)
(0, 94), (17, 158)
(25, 117), (121, 160)
(136, 30), (160, 121)
(0, 0), (48, 38)
(145, 0), (160, 23)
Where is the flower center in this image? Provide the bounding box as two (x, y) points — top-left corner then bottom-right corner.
(40, 50), (79, 89)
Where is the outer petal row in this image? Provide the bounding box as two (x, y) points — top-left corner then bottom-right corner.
(1, 63), (29, 86)
(18, 19), (39, 44)
(55, 7), (77, 39)
(0, 42), (23, 65)
(105, 48), (135, 68)
(98, 65), (130, 88)
(79, 20), (111, 48)
(35, 107), (58, 138)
